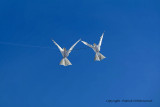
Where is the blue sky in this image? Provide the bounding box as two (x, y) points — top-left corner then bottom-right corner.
(0, 0), (160, 107)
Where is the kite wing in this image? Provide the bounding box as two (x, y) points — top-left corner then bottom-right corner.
(67, 39), (81, 54)
(81, 41), (93, 48)
(98, 32), (104, 50)
(52, 40), (63, 53)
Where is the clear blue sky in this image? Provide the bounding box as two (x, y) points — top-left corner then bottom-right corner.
(0, 0), (160, 107)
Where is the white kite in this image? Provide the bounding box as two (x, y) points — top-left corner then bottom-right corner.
(81, 32), (106, 61)
(52, 39), (81, 66)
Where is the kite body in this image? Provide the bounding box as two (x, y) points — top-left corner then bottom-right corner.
(59, 48), (72, 66)
(52, 39), (81, 66)
(81, 32), (106, 61)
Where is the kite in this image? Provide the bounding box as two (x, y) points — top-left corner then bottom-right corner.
(0, 31), (107, 66)
(81, 32), (106, 61)
(52, 39), (81, 66)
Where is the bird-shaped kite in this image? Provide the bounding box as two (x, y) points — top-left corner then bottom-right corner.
(52, 39), (81, 66)
(81, 32), (106, 61)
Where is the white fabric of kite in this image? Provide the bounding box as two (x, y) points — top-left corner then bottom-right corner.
(81, 32), (106, 61)
(52, 39), (81, 66)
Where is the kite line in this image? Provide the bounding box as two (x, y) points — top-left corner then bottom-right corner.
(0, 41), (89, 51)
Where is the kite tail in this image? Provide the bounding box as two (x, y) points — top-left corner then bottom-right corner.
(59, 57), (72, 66)
(94, 52), (106, 61)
